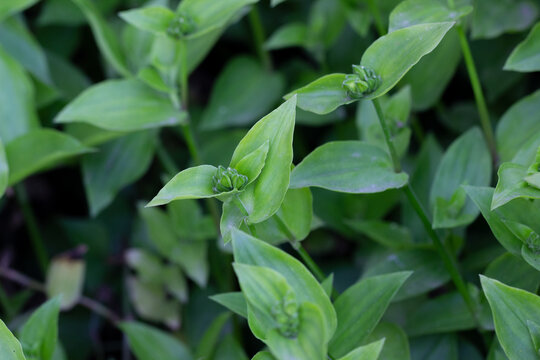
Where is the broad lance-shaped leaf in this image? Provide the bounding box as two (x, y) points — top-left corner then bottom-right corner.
(266, 303), (327, 360)
(290, 141), (409, 194)
(480, 275), (540, 360)
(0, 319), (26, 360)
(338, 339), (385, 360)
(430, 127), (491, 229)
(83, 131), (156, 216)
(471, 0), (538, 40)
(528, 320), (540, 354)
(464, 186), (523, 255)
(0, 0), (38, 22)
(200, 56), (285, 130)
(19, 297), (61, 360)
(0, 46), (39, 144)
(491, 163), (540, 209)
(364, 323), (410, 360)
(177, 0), (258, 38)
(148, 165), (218, 206)
(119, 6), (176, 35)
(388, 0), (472, 33)
(328, 271), (411, 358)
(210, 292), (248, 318)
(286, 22), (454, 114)
(0, 138), (7, 198)
(233, 264), (299, 340)
(232, 96), (297, 224)
(71, 0), (130, 77)
(231, 229), (337, 342)
(504, 22), (540, 72)
(195, 313), (232, 360)
(496, 90), (540, 162)
(6, 129), (92, 186)
(120, 322), (193, 360)
(55, 79), (186, 132)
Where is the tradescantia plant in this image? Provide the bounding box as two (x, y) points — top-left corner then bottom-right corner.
(1, 0), (540, 359)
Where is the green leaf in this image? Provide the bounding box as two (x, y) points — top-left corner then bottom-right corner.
(231, 97), (297, 223)
(401, 28), (461, 111)
(82, 131), (156, 216)
(492, 163), (540, 209)
(0, 46), (39, 143)
(290, 141), (409, 194)
(527, 320), (540, 354)
(410, 334), (458, 360)
(139, 206), (208, 286)
(168, 199), (216, 241)
(178, 0), (258, 38)
(46, 255), (86, 310)
(127, 276), (180, 328)
(234, 140), (269, 185)
(0, 17), (52, 85)
(365, 323), (410, 360)
(496, 90), (540, 162)
(120, 322), (193, 360)
(265, 23), (307, 50)
(504, 22), (540, 72)
(213, 334), (248, 360)
(347, 220), (414, 250)
(480, 275), (540, 360)
(363, 249), (449, 301)
(71, 0), (130, 76)
(389, 0), (471, 33)
(233, 263), (296, 339)
(55, 79), (186, 132)
(266, 302), (327, 360)
(195, 312), (231, 360)
(405, 292), (476, 336)
(210, 292), (248, 318)
(485, 252), (540, 293)
(148, 165), (219, 206)
(0, 0), (38, 21)
(0, 138), (7, 198)
(361, 22), (454, 100)
(338, 339), (385, 360)
(6, 129), (91, 186)
(329, 272), (411, 358)
(252, 351), (276, 360)
(0, 319), (25, 360)
(430, 127), (492, 228)
(200, 56), (285, 130)
(284, 73), (351, 115)
(231, 229), (337, 342)
(19, 297), (61, 360)
(119, 6), (176, 35)
(471, 0), (538, 39)
(464, 186), (523, 255)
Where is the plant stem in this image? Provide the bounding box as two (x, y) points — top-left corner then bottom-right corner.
(455, 25), (498, 162)
(0, 266), (120, 323)
(372, 100), (401, 172)
(248, 5), (272, 70)
(372, 98), (480, 325)
(367, 0), (386, 37)
(14, 184), (48, 274)
(274, 214), (326, 282)
(178, 39), (189, 108)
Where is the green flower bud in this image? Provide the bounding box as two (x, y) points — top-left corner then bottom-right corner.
(271, 290), (299, 338)
(212, 166), (248, 194)
(167, 12), (197, 39)
(526, 232), (540, 254)
(342, 65), (381, 99)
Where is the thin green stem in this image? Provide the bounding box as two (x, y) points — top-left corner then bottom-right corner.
(178, 39), (189, 108)
(372, 99), (401, 172)
(248, 6), (272, 70)
(455, 25), (498, 162)
(403, 184), (479, 323)
(372, 99), (480, 326)
(14, 184), (48, 274)
(274, 214), (326, 282)
(367, 0), (386, 37)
